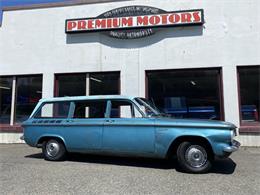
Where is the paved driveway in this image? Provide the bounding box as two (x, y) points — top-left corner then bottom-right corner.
(0, 144), (260, 195)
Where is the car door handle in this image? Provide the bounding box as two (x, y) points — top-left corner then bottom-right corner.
(66, 120), (74, 123)
(105, 119), (115, 123)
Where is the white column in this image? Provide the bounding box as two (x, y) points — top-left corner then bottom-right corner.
(222, 66), (240, 126)
(86, 73), (90, 96)
(85, 74), (89, 117)
(10, 76), (16, 125)
(121, 50), (140, 96)
(42, 73), (54, 99)
(138, 51), (146, 98)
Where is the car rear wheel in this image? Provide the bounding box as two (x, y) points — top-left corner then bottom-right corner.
(176, 141), (212, 173)
(42, 139), (66, 161)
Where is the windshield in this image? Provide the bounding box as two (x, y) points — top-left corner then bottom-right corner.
(134, 98), (162, 117)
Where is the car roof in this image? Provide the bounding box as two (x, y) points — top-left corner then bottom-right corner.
(39, 95), (137, 103)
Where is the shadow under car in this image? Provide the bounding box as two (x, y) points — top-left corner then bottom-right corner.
(25, 152), (236, 174)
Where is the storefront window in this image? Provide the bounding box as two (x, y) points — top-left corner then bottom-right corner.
(0, 77), (13, 124)
(238, 66), (260, 124)
(55, 74), (86, 97)
(89, 72), (120, 95)
(147, 69), (222, 120)
(55, 72), (120, 97)
(15, 76), (42, 123)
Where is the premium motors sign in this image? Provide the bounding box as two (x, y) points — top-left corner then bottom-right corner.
(65, 6), (204, 39)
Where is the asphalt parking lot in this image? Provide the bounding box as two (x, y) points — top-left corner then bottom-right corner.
(0, 144), (260, 195)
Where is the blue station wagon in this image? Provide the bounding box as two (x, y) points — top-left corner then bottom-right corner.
(22, 95), (240, 173)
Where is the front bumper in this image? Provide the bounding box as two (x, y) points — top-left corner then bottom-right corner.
(223, 140), (240, 153)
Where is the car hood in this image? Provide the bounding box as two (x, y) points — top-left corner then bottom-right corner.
(154, 117), (236, 129)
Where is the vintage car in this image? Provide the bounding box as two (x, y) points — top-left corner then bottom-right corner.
(22, 95), (240, 173)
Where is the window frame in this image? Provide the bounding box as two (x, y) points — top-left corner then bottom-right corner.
(32, 99), (145, 120)
(237, 65), (260, 133)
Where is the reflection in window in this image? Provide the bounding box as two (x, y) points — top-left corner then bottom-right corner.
(147, 69), (222, 120)
(73, 100), (107, 118)
(0, 77), (13, 124)
(90, 73), (120, 95)
(15, 76), (42, 123)
(110, 100), (142, 118)
(34, 102), (70, 118)
(56, 74), (86, 97)
(238, 66), (260, 123)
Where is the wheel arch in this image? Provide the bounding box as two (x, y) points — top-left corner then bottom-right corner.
(166, 135), (214, 159)
(37, 135), (66, 149)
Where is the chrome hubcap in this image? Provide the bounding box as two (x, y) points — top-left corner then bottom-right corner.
(185, 145), (207, 168)
(46, 140), (59, 157)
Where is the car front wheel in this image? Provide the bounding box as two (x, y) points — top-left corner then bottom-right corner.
(176, 142), (212, 173)
(42, 139), (66, 161)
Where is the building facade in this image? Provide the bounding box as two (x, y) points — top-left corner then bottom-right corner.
(0, 0), (259, 145)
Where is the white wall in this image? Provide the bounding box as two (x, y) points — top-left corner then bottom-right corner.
(0, 133), (24, 143)
(0, 0), (260, 144)
(237, 135), (260, 147)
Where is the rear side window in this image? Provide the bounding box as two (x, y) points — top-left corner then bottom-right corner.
(73, 100), (107, 119)
(34, 102), (70, 118)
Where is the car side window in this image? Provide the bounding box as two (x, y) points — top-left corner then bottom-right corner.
(110, 100), (142, 118)
(34, 102), (70, 118)
(73, 100), (107, 119)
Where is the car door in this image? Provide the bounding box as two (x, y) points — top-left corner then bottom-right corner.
(102, 99), (155, 155)
(62, 99), (107, 151)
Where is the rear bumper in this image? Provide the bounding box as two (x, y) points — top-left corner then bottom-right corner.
(20, 134), (35, 147)
(223, 140), (240, 153)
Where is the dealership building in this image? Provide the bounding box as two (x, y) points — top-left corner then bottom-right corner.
(0, 0), (259, 145)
